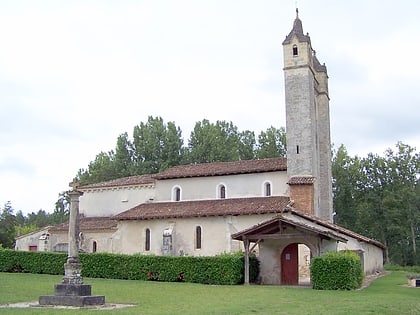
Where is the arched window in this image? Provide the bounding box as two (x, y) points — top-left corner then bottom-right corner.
(145, 228), (151, 251)
(92, 241), (97, 253)
(220, 185), (226, 199)
(172, 186), (181, 201)
(217, 184), (226, 199)
(195, 226), (202, 249)
(264, 182), (272, 197)
(293, 44), (298, 56)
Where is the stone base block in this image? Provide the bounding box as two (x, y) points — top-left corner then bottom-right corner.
(39, 295), (105, 307)
(54, 284), (92, 296)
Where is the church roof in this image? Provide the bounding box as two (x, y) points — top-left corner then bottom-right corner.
(113, 196), (290, 220)
(282, 9), (311, 45)
(153, 157), (287, 180)
(78, 158), (287, 190)
(49, 216), (118, 233)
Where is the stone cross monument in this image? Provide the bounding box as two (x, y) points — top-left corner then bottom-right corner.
(39, 179), (105, 307)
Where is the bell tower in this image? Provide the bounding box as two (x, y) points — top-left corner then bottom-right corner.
(283, 9), (333, 221)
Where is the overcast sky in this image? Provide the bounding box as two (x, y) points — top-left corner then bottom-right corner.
(1, 0), (419, 215)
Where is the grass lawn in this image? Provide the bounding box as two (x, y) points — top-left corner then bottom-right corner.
(0, 271), (419, 314)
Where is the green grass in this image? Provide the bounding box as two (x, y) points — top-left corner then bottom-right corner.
(0, 271), (419, 314)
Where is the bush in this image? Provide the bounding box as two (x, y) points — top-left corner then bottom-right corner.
(310, 251), (363, 290)
(0, 249), (259, 285)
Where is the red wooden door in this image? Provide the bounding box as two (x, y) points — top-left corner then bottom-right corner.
(281, 243), (298, 285)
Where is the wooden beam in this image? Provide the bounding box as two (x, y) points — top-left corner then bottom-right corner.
(246, 233), (320, 240)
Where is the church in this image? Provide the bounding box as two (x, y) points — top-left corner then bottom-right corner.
(15, 11), (384, 285)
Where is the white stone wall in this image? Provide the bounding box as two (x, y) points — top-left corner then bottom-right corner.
(154, 171), (288, 202)
(117, 214), (276, 256)
(15, 227), (51, 251)
(79, 185), (155, 217)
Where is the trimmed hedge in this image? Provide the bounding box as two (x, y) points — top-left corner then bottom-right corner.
(310, 251), (364, 290)
(0, 249), (259, 285)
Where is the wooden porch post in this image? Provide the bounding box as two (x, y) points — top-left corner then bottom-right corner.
(244, 238), (250, 285)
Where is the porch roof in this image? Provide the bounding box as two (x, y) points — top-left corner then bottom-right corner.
(231, 215), (348, 243)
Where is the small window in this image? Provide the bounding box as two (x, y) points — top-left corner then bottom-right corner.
(195, 226), (202, 249)
(296, 145), (300, 154)
(220, 185), (226, 199)
(92, 241), (97, 253)
(145, 228), (151, 251)
(264, 182), (271, 197)
(173, 186), (181, 201)
(293, 45), (298, 56)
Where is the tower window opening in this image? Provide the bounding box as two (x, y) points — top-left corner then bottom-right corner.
(296, 145), (300, 154)
(293, 45), (298, 56)
(92, 241), (97, 253)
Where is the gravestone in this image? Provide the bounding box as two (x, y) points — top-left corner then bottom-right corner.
(39, 180), (105, 307)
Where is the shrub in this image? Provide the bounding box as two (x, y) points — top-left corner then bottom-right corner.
(0, 249), (259, 285)
(310, 251), (363, 290)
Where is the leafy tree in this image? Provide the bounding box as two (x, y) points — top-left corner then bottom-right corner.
(133, 116), (184, 174)
(238, 130), (256, 160)
(332, 145), (360, 228)
(256, 126), (287, 158)
(77, 151), (116, 185)
(187, 120), (244, 163)
(26, 209), (50, 228)
(114, 132), (133, 178)
(0, 201), (17, 248)
(51, 191), (70, 225)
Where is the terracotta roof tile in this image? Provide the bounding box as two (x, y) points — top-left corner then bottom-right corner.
(287, 176), (316, 185)
(49, 216), (118, 232)
(282, 207), (386, 249)
(80, 174), (154, 190)
(113, 196), (290, 220)
(231, 216), (347, 242)
(153, 158), (287, 180)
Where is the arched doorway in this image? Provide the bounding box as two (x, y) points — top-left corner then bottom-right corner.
(281, 243), (311, 285)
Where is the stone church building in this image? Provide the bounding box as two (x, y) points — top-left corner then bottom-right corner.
(16, 11), (384, 285)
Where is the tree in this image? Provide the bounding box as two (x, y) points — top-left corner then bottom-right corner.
(52, 191), (70, 225)
(77, 151), (117, 185)
(332, 145), (360, 228)
(238, 130), (256, 160)
(256, 126), (287, 158)
(133, 116), (184, 174)
(187, 120), (243, 163)
(114, 132), (134, 178)
(0, 201), (17, 248)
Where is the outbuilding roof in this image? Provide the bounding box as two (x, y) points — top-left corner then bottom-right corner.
(49, 216), (118, 233)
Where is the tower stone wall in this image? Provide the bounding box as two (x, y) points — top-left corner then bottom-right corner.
(283, 11), (332, 221)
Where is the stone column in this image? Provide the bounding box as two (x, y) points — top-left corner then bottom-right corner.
(62, 187), (83, 285)
(39, 179), (105, 307)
